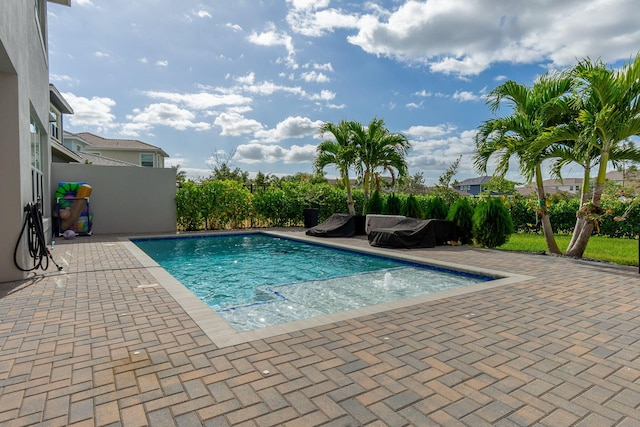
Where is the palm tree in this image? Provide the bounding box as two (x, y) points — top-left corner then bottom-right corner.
(474, 72), (573, 255)
(548, 55), (640, 257)
(315, 120), (357, 215)
(350, 118), (410, 211)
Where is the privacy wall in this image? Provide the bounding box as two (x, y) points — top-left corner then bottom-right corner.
(51, 164), (176, 235)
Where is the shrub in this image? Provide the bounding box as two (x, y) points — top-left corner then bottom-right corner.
(509, 196), (540, 233)
(366, 190), (384, 214)
(472, 197), (514, 248)
(175, 180), (203, 231)
(384, 193), (403, 215)
(253, 187), (291, 227)
(403, 194), (424, 218)
(447, 197), (474, 244)
(425, 196), (448, 219)
(549, 199), (580, 234)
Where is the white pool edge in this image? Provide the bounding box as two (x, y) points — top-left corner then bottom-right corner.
(121, 231), (533, 348)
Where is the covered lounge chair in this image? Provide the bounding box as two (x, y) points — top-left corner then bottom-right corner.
(368, 218), (457, 248)
(305, 213), (355, 237)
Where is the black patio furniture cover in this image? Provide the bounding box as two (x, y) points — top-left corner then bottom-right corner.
(368, 218), (457, 248)
(305, 213), (355, 237)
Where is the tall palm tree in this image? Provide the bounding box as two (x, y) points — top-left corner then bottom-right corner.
(350, 118), (410, 211)
(315, 120), (357, 215)
(549, 55), (640, 257)
(474, 72), (573, 255)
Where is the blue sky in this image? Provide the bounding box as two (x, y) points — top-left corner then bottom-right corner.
(48, 0), (640, 184)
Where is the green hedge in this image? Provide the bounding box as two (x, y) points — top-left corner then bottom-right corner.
(176, 180), (640, 238)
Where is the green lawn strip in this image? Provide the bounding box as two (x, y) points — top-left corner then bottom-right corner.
(497, 233), (639, 266)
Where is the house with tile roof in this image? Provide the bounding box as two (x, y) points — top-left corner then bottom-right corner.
(453, 176), (493, 196)
(63, 131), (169, 168)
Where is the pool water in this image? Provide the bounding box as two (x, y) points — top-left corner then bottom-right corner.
(133, 233), (490, 331)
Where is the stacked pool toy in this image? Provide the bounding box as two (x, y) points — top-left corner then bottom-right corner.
(55, 182), (93, 236)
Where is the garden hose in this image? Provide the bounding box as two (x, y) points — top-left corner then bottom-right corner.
(13, 201), (63, 272)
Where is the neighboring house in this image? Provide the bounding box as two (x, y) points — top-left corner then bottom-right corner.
(543, 178), (582, 194)
(74, 152), (141, 167)
(454, 176), (493, 196)
(516, 183), (564, 197)
(1, 0), (71, 283)
(64, 132), (169, 167)
(606, 169), (640, 187)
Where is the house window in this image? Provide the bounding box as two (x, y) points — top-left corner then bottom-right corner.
(30, 117), (43, 171)
(30, 116), (44, 203)
(141, 153), (154, 167)
(50, 110), (59, 141)
(34, 0), (47, 54)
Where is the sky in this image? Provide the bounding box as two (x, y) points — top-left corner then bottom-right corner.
(47, 0), (640, 185)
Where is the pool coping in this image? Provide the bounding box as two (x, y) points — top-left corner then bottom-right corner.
(122, 230), (534, 348)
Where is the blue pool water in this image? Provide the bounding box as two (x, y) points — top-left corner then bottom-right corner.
(133, 233), (491, 331)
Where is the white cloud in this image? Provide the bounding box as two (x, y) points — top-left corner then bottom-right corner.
(240, 81), (305, 97)
(125, 103), (211, 133)
(254, 116), (324, 143)
(156, 60), (169, 67)
(235, 143), (317, 164)
(414, 90), (432, 97)
(143, 90), (252, 109)
(403, 124), (457, 139)
(287, 0), (330, 10)
(405, 102), (423, 109)
(164, 155), (187, 168)
(313, 62), (334, 72)
(50, 74), (78, 86)
(94, 51), (109, 58)
(214, 112), (263, 136)
(308, 89), (335, 101)
(247, 23), (297, 68)
(62, 92), (116, 129)
(300, 71), (330, 83)
(74, 0), (94, 6)
(406, 128), (479, 181)
(235, 72), (256, 84)
(286, 1), (360, 37)
(195, 10), (212, 19)
(452, 90), (480, 102)
(226, 22), (243, 32)
(344, 0), (640, 76)
(139, 57), (148, 64)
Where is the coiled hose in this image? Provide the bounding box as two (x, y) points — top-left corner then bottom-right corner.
(13, 202), (63, 272)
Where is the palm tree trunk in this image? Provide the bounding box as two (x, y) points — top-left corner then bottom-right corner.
(535, 166), (561, 255)
(343, 170), (356, 216)
(566, 152), (609, 257)
(567, 164), (592, 252)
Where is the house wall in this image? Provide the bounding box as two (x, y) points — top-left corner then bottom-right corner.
(51, 164), (177, 234)
(85, 150), (165, 167)
(0, 1), (53, 283)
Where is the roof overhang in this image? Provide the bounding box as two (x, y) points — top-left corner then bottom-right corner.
(51, 141), (82, 163)
(48, 0), (71, 6)
(50, 84), (74, 114)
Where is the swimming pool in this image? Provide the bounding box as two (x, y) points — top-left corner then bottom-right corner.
(133, 233), (493, 331)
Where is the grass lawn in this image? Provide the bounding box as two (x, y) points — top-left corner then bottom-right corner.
(497, 233), (639, 266)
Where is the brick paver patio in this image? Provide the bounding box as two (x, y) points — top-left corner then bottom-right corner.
(1, 230), (639, 426)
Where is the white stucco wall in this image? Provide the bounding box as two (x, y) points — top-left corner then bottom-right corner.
(0, 1), (53, 283)
(51, 164), (177, 235)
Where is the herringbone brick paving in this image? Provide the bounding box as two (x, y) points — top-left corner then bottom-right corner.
(1, 231), (639, 426)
